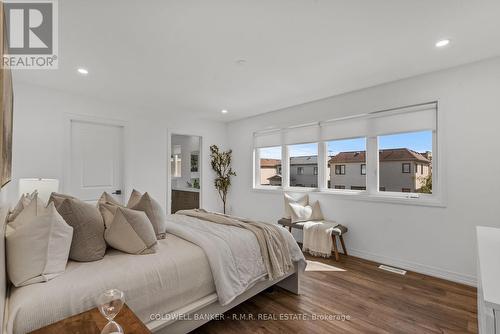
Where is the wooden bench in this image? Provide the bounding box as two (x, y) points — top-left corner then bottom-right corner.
(278, 218), (348, 261)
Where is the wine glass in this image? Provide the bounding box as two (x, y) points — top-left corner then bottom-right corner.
(97, 289), (125, 334)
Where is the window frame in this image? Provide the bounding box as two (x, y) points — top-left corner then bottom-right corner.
(252, 102), (443, 207)
(253, 146), (283, 190)
(361, 164), (366, 175)
(402, 163), (411, 173)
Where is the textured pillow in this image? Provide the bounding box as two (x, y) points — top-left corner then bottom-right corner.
(6, 202), (73, 287)
(289, 200), (324, 223)
(126, 189), (143, 208)
(129, 192), (167, 239)
(50, 195), (106, 262)
(98, 192), (122, 206)
(48, 192), (75, 208)
(104, 205), (158, 254)
(283, 193), (308, 219)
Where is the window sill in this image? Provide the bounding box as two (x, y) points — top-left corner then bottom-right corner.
(251, 187), (446, 207)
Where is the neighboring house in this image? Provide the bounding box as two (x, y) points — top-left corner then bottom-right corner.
(259, 156), (318, 187)
(259, 159), (281, 185)
(289, 156), (318, 187)
(329, 148), (431, 192)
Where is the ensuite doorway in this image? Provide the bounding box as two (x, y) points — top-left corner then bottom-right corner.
(170, 134), (201, 213)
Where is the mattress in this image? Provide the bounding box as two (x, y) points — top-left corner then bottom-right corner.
(7, 234), (215, 334)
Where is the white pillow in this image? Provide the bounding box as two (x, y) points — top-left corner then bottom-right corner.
(289, 200), (324, 223)
(283, 193), (308, 219)
(8, 191), (39, 222)
(6, 201), (73, 287)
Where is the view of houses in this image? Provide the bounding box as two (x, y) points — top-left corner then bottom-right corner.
(259, 148), (432, 193)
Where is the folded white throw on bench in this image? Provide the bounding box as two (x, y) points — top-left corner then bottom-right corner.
(302, 221), (341, 258)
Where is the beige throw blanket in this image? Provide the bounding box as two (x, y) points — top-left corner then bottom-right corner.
(302, 220), (339, 258)
(177, 209), (293, 280)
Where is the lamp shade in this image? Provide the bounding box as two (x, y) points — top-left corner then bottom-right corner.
(18, 178), (60, 204)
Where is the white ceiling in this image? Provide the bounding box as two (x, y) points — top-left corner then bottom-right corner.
(13, 0), (500, 122)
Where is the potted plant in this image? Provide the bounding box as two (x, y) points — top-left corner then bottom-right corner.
(209, 145), (236, 214)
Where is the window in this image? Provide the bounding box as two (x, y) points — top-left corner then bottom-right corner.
(328, 137), (366, 190)
(379, 131), (433, 194)
(253, 102), (437, 202)
(335, 165), (345, 175)
(256, 146), (282, 186)
(289, 143), (318, 188)
(402, 163), (411, 173)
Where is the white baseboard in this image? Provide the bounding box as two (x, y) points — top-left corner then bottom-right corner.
(348, 248), (477, 287)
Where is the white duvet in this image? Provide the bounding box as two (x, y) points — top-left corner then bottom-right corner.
(166, 214), (306, 305)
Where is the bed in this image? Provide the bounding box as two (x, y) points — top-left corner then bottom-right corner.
(1, 211), (306, 334)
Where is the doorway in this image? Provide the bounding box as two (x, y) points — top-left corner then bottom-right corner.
(170, 134), (201, 213)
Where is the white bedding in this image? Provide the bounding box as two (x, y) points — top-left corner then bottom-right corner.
(166, 214), (306, 305)
(7, 234), (215, 334)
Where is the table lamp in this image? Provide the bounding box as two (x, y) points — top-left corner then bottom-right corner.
(18, 178), (60, 204)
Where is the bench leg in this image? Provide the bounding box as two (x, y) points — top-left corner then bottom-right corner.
(332, 235), (340, 261)
(339, 235), (348, 256)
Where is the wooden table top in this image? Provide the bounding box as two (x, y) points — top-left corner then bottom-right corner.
(29, 304), (151, 334)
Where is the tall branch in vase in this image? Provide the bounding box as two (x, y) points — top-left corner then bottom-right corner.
(209, 145), (236, 214)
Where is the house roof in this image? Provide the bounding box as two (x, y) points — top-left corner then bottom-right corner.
(267, 174), (282, 181)
(260, 158), (281, 167)
(329, 148), (431, 165)
(289, 155), (318, 165)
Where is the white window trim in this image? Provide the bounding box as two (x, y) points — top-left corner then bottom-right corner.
(252, 101), (445, 207)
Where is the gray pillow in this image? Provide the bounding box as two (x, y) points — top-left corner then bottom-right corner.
(50, 195), (106, 262)
(129, 192), (167, 239)
(104, 205), (157, 255)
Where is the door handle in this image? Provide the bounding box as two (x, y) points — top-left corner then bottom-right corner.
(112, 190), (122, 195)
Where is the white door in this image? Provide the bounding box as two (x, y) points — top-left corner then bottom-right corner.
(68, 119), (124, 203)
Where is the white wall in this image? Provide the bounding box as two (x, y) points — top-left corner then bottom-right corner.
(226, 57), (500, 285)
(6, 82), (227, 213)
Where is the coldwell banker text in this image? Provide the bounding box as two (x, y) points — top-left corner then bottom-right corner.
(2, 0), (58, 69)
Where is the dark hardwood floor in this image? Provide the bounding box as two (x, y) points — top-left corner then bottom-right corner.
(194, 254), (477, 334)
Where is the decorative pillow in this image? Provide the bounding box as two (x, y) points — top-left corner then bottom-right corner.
(283, 193), (308, 219)
(48, 192), (75, 208)
(103, 205), (158, 255)
(9, 192), (45, 229)
(289, 200), (324, 223)
(98, 192), (124, 228)
(6, 201), (73, 287)
(98, 192), (122, 206)
(98, 201), (120, 228)
(129, 192), (167, 239)
(49, 195), (106, 262)
(8, 191), (39, 222)
(127, 189), (143, 208)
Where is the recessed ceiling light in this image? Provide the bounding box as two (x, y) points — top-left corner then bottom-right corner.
(236, 59), (246, 65)
(77, 68), (88, 75)
(435, 39), (450, 48)
(221, 109), (228, 114)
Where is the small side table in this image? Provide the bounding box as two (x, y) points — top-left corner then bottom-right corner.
(278, 218), (348, 261)
(29, 303), (151, 334)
